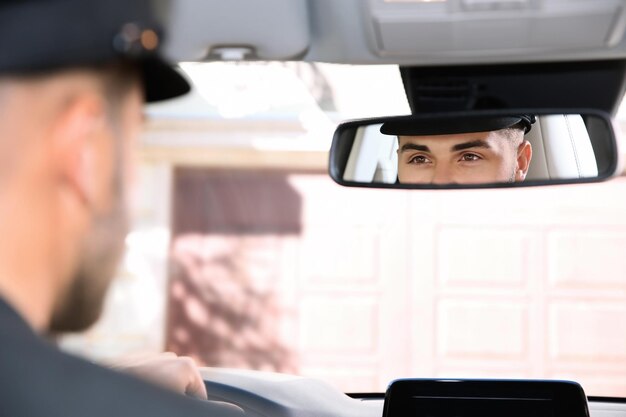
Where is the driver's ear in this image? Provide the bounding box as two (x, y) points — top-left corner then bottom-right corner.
(515, 140), (532, 181)
(50, 93), (111, 211)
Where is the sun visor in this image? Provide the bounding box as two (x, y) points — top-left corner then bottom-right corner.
(369, 0), (626, 58)
(162, 0), (309, 62)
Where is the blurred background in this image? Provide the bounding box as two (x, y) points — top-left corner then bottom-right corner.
(61, 63), (626, 396)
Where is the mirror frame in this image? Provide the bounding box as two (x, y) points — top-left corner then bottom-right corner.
(329, 108), (621, 189)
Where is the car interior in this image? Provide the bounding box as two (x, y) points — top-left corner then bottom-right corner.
(62, 1), (626, 416)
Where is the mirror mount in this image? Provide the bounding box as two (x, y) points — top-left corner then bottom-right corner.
(400, 61), (626, 115)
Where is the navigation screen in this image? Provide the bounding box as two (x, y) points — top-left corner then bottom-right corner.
(411, 396), (554, 417)
(383, 379), (588, 417)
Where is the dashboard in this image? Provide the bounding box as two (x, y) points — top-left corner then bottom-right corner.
(200, 368), (626, 417)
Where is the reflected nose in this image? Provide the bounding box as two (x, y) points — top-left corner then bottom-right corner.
(430, 165), (455, 185)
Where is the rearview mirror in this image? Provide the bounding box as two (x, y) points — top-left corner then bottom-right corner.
(329, 111), (619, 188)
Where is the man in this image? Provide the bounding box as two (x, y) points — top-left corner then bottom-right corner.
(0, 0), (239, 415)
(381, 115), (534, 184)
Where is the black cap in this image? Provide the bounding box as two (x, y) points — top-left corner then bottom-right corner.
(381, 115), (536, 136)
(0, 0), (190, 102)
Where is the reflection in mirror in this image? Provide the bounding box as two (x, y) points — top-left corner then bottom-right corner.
(332, 113), (616, 187)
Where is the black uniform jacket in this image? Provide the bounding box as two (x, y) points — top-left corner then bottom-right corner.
(0, 297), (236, 417)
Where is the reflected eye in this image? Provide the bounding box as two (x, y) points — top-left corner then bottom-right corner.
(408, 155), (432, 165)
(460, 153), (482, 162)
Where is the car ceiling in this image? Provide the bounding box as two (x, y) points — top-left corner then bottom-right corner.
(162, 0), (626, 66)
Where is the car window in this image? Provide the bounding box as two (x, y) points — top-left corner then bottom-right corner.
(61, 62), (626, 397)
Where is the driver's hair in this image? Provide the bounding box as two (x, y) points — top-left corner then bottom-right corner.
(0, 60), (140, 119)
(93, 61), (141, 112)
(499, 122), (527, 144)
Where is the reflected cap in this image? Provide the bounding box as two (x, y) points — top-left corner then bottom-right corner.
(381, 115), (536, 136)
(0, 0), (190, 102)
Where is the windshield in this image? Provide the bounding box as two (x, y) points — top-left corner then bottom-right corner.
(61, 62), (626, 397)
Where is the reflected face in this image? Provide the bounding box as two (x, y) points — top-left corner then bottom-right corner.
(396, 130), (532, 185)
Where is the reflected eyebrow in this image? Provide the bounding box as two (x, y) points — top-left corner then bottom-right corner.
(400, 143), (430, 153)
(451, 140), (491, 152)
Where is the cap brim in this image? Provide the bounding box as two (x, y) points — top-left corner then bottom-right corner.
(140, 57), (190, 103)
(381, 116), (526, 136)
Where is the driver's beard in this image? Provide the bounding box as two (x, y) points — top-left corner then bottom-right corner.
(49, 146), (129, 334)
(508, 169), (517, 183)
(507, 159), (518, 183)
